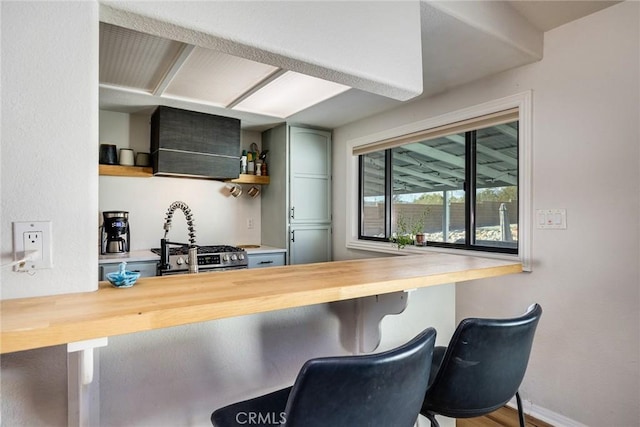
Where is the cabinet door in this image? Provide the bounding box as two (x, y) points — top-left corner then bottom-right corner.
(289, 225), (331, 265)
(248, 252), (286, 269)
(289, 127), (331, 224)
(289, 176), (330, 223)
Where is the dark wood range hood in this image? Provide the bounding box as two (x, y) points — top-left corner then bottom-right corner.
(150, 106), (241, 180)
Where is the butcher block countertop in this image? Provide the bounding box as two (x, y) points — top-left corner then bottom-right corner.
(0, 253), (522, 354)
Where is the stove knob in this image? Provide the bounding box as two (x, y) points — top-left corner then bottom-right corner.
(223, 254), (230, 262)
(231, 254), (238, 261)
(238, 254), (245, 261)
(176, 256), (185, 265)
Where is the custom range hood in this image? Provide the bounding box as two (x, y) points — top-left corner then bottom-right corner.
(151, 106), (240, 180)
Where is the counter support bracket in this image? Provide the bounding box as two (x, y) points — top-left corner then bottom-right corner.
(67, 337), (108, 427)
(356, 291), (410, 353)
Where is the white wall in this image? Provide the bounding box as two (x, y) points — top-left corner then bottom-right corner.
(1, 2), (98, 299)
(333, 2), (640, 426)
(98, 110), (263, 249)
(0, 2), (98, 425)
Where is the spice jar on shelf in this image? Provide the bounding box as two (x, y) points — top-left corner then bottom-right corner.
(240, 150), (247, 174)
(247, 152), (255, 174)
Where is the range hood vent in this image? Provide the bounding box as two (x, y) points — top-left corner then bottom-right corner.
(151, 106), (240, 180)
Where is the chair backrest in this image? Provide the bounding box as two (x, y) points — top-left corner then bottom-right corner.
(422, 304), (542, 419)
(282, 327), (437, 427)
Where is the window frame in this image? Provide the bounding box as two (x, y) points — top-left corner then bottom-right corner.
(346, 92), (532, 270)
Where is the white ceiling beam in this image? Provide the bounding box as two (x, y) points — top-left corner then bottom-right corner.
(152, 44), (194, 96)
(393, 153), (458, 188)
(367, 157), (439, 191)
(393, 174), (439, 191)
(495, 124), (518, 139)
(226, 69), (287, 109)
(403, 143), (516, 185)
(440, 133), (517, 167)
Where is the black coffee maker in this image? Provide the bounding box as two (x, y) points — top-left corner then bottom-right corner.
(101, 211), (131, 254)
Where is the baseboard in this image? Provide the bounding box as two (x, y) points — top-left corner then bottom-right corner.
(507, 398), (588, 427)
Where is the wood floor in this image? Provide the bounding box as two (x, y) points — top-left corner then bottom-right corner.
(457, 406), (554, 427)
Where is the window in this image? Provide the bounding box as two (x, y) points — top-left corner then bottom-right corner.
(358, 116), (518, 254)
(348, 92), (531, 267)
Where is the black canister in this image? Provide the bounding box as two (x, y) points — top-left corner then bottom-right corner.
(99, 144), (118, 165)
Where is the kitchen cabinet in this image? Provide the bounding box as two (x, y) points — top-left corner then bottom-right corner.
(288, 224), (331, 265)
(261, 125), (331, 265)
(99, 260), (158, 280)
(247, 252), (286, 269)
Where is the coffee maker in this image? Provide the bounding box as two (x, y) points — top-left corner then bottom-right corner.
(101, 211), (131, 254)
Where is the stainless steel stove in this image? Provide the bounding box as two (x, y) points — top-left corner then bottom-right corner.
(151, 244), (248, 275)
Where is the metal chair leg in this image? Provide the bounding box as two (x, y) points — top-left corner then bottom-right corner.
(516, 391), (526, 427)
(425, 412), (440, 427)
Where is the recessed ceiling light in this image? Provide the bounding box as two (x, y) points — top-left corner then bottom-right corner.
(232, 71), (350, 118)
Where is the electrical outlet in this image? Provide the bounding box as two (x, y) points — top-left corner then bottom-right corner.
(24, 231), (44, 261)
(13, 221), (53, 271)
(247, 218), (255, 230)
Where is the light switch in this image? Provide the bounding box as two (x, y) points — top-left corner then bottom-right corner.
(536, 209), (567, 229)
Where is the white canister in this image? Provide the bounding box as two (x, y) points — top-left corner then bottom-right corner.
(119, 149), (135, 166)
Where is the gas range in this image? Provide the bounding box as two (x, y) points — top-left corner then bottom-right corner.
(151, 244), (248, 275)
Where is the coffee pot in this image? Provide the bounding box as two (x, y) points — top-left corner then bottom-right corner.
(101, 211), (131, 254)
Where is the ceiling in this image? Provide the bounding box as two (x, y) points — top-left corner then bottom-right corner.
(99, 1), (620, 132)
(508, 0), (620, 31)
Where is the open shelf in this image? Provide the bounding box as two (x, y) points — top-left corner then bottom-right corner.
(99, 164), (153, 177)
(227, 174), (270, 185)
(98, 167), (269, 183)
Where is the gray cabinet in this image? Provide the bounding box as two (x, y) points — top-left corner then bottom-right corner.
(289, 225), (332, 265)
(99, 260), (158, 280)
(247, 252), (286, 269)
(261, 125), (332, 265)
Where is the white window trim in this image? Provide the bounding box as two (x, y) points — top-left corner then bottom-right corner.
(345, 91), (533, 271)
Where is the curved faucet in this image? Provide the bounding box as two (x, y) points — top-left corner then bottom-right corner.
(163, 201), (196, 244)
(160, 201), (198, 273)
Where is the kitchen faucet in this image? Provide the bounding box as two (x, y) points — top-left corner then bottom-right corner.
(160, 201), (198, 273)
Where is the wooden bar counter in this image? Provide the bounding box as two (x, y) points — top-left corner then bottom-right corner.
(1, 253), (522, 354)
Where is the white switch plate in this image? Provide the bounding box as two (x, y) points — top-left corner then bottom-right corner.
(13, 221), (53, 271)
(536, 209), (567, 229)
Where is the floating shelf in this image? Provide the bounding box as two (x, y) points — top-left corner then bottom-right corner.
(98, 167), (269, 183)
(99, 164), (153, 177)
(227, 174), (270, 185)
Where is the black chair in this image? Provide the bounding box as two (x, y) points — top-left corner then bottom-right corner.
(421, 304), (542, 427)
(211, 327), (437, 427)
